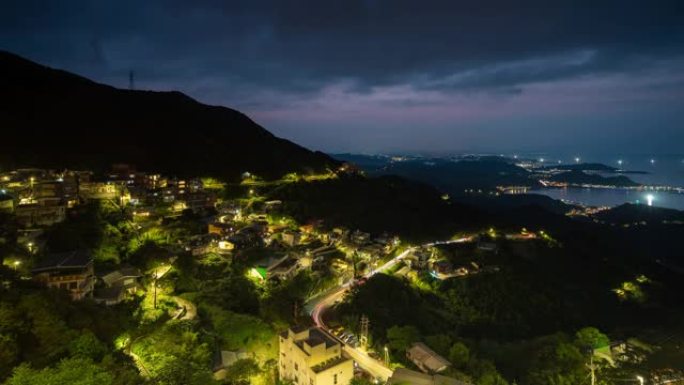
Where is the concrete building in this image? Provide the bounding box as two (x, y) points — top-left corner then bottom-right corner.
(282, 230), (302, 247)
(0, 194), (14, 213)
(251, 255), (301, 281)
(31, 250), (95, 300)
(407, 342), (452, 374)
(279, 326), (353, 385)
(15, 203), (66, 227)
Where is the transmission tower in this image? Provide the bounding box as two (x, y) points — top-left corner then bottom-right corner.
(129, 70), (135, 90)
(360, 314), (369, 349)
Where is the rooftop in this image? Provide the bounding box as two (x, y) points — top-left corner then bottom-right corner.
(407, 342), (452, 373)
(32, 250), (93, 273)
(310, 355), (351, 374)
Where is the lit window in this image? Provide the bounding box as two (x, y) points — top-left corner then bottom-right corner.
(334, 374), (338, 384)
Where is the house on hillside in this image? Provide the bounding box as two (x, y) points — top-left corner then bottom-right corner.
(407, 342), (452, 374)
(94, 266), (143, 305)
(31, 250), (95, 300)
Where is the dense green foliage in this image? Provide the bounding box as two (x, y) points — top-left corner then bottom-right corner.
(0, 275), (139, 383)
(269, 175), (483, 242)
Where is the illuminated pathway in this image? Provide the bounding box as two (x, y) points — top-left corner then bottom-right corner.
(307, 237), (472, 381)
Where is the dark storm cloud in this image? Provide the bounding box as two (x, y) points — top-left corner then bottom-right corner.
(3, 0), (683, 95)
(1, 0), (684, 153)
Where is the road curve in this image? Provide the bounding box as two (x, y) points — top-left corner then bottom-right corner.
(308, 237), (471, 381)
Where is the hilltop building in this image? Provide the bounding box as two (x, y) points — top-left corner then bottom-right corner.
(279, 326), (353, 385)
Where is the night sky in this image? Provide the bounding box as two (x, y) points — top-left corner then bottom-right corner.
(2, 0), (683, 154)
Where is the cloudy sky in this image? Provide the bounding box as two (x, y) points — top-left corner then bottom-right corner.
(2, 0), (683, 154)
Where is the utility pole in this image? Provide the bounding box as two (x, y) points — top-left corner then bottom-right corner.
(352, 251), (359, 279)
(586, 354), (596, 385)
(360, 315), (369, 350)
(153, 271), (158, 309)
(293, 301), (299, 321)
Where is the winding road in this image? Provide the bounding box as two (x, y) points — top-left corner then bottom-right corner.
(307, 237), (472, 381)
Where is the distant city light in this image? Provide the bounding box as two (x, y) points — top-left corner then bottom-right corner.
(539, 158), (545, 163)
(617, 159), (623, 166)
(650, 159), (655, 164)
(574, 157), (580, 163)
(513, 154), (518, 159)
(646, 194), (654, 207)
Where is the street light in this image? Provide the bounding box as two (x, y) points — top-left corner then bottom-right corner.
(636, 375), (644, 385)
(13, 260), (20, 270)
(383, 346), (389, 366)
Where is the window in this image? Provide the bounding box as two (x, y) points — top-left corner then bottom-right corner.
(310, 379), (313, 385)
(334, 374), (337, 384)
(294, 363), (298, 371)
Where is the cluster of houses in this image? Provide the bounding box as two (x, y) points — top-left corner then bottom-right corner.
(400, 237), (500, 281)
(0, 165), (219, 229)
(26, 248), (144, 305)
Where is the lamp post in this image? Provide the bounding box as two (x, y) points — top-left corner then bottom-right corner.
(383, 346), (389, 366)
(636, 375), (644, 385)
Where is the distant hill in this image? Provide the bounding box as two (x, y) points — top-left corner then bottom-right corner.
(0, 51), (337, 179)
(594, 203), (684, 225)
(548, 170), (639, 187)
(455, 193), (576, 216)
(333, 154), (539, 193)
(544, 163), (618, 172)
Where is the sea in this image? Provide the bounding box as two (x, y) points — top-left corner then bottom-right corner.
(524, 154), (684, 211)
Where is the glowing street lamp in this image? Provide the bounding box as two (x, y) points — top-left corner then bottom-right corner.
(575, 157), (581, 163)
(13, 260), (21, 270)
(636, 375), (644, 385)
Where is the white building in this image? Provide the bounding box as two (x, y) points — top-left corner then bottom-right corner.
(279, 326), (353, 385)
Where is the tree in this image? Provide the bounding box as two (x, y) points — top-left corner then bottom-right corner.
(18, 294), (77, 365)
(387, 325), (420, 352)
(5, 358), (113, 385)
(468, 360), (509, 385)
(574, 327), (610, 350)
(224, 358), (261, 384)
(425, 334), (453, 357)
(0, 333), (19, 378)
(68, 330), (107, 362)
(448, 342), (470, 368)
(525, 337), (585, 385)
